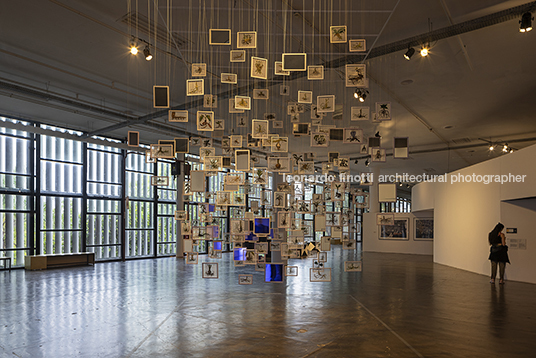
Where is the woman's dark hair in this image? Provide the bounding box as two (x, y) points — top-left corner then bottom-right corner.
(488, 222), (504, 245)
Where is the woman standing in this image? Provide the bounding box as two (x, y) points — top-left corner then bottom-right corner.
(488, 223), (510, 284)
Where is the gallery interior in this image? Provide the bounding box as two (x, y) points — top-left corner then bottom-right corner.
(1, 0), (536, 357)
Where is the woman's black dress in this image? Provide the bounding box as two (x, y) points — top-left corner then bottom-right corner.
(488, 233), (510, 263)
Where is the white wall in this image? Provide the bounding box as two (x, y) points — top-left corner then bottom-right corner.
(412, 143), (536, 284)
(363, 211), (433, 255)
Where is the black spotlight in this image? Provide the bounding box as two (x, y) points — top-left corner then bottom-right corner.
(354, 159), (358, 164)
(520, 12), (533, 32)
(375, 131), (381, 138)
(365, 158), (370, 167)
(354, 89), (359, 99)
(404, 47), (415, 60)
(143, 45), (153, 61)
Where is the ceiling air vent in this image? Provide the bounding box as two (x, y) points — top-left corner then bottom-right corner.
(451, 137), (472, 144)
(121, 12), (191, 48)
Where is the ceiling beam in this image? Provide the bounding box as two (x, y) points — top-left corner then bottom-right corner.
(59, 1), (536, 136)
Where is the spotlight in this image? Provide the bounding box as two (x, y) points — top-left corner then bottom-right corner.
(520, 12), (533, 32)
(399, 182), (403, 187)
(354, 159), (358, 164)
(360, 92), (367, 102)
(375, 131), (381, 138)
(509, 148), (514, 153)
(129, 40), (138, 55)
(404, 47), (415, 60)
(143, 46), (153, 61)
(420, 46), (429, 57)
(502, 144), (508, 153)
(489, 145), (495, 151)
(406, 184), (410, 189)
(365, 159), (370, 167)
(354, 89), (359, 99)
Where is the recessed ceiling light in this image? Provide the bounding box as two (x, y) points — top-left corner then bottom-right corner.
(400, 79), (413, 85)
(443, 125), (454, 129)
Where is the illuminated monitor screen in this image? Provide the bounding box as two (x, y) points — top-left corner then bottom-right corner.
(245, 232), (258, 241)
(265, 264), (284, 282)
(213, 241), (223, 251)
(254, 218), (270, 235)
(234, 248), (246, 261)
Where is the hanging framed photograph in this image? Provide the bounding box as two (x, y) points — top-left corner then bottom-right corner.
(235, 149), (250, 171)
(251, 168), (268, 184)
(251, 56), (268, 79)
(150, 144), (174, 159)
(271, 137), (288, 152)
(190, 137), (201, 146)
(196, 111), (214, 131)
(231, 192), (246, 206)
(273, 121), (283, 129)
(277, 211), (291, 228)
(186, 79), (204, 96)
(290, 113), (300, 122)
(298, 90), (313, 104)
(351, 106), (370, 121)
(168, 110), (188, 122)
(186, 252), (198, 264)
(230, 49), (246, 62)
(338, 157), (350, 170)
(307, 65), (324, 80)
(214, 119), (225, 130)
(379, 218), (409, 240)
(174, 210), (187, 221)
(280, 85), (290, 96)
(230, 135), (243, 148)
(298, 161), (314, 174)
(310, 268), (332, 282)
(174, 138), (189, 153)
(414, 218), (434, 241)
(282, 53), (307, 71)
(153, 86), (169, 108)
(316, 95), (335, 113)
(371, 148), (386, 162)
(253, 89), (269, 100)
(151, 176), (169, 186)
(190, 171), (206, 192)
(376, 102), (392, 120)
(267, 157), (291, 172)
(354, 191), (369, 208)
(287, 103), (297, 115)
(349, 39), (366, 52)
(345, 64), (367, 87)
(330, 25), (347, 43)
(209, 29), (231, 45)
(274, 61), (289, 75)
(236, 116), (247, 127)
(229, 98), (244, 113)
(310, 132), (329, 147)
(235, 96), (251, 110)
(394, 137), (409, 158)
(203, 94), (217, 108)
(251, 119), (269, 138)
(204, 156), (222, 171)
(238, 275), (253, 285)
(377, 213), (394, 226)
(292, 123), (309, 136)
(127, 131), (139, 147)
(199, 146), (215, 159)
(202, 263), (219, 278)
(285, 266), (298, 277)
(344, 261), (362, 272)
(221, 73), (237, 84)
(379, 183), (396, 203)
(329, 128), (344, 141)
(274, 192), (286, 208)
(224, 172), (245, 185)
(237, 31), (257, 48)
(191, 63), (207, 77)
(343, 128), (363, 143)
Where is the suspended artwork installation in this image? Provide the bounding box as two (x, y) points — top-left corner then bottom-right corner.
(124, 0), (419, 284)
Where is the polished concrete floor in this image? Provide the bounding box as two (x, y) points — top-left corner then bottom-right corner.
(1, 247), (535, 358)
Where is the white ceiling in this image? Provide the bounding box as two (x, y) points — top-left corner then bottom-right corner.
(1, 0), (535, 179)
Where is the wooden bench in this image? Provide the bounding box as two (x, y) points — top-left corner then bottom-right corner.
(25, 253), (95, 270)
(0, 257), (12, 271)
